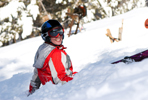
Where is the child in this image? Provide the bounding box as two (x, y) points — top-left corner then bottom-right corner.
(28, 20), (77, 96)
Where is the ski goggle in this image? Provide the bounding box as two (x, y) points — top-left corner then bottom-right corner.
(48, 27), (64, 37)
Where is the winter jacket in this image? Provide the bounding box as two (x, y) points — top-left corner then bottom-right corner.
(33, 43), (76, 85)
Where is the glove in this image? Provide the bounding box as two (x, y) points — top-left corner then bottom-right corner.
(122, 56), (135, 64)
(27, 84), (38, 96)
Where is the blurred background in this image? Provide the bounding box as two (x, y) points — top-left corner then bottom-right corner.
(0, 0), (147, 47)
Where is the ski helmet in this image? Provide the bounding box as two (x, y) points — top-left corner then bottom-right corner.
(41, 20), (64, 43)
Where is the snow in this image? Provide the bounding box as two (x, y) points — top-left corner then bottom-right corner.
(0, 6), (148, 100)
(0, 1), (25, 21)
(27, 0), (40, 20)
(0, 0), (39, 40)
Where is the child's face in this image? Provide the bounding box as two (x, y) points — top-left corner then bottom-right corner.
(50, 35), (63, 45)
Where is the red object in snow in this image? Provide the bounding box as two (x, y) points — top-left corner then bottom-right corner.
(144, 19), (148, 28)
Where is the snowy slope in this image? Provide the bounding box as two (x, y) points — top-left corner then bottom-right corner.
(1, 7), (148, 100)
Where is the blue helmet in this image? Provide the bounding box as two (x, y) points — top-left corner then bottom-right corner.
(41, 20), (64, 43)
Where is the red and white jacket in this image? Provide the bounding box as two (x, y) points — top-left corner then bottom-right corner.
(33, 43), (77, 85)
